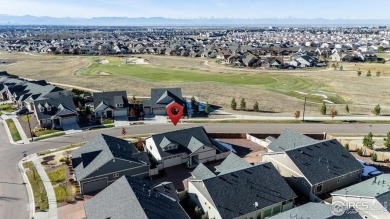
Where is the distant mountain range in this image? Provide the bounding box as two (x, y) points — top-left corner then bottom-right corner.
(1, 14), (390, 26)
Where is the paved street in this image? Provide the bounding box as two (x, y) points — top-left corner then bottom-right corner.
(1, 122), (390, 219)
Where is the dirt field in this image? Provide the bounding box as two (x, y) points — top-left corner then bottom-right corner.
(1, 52), (390, 116)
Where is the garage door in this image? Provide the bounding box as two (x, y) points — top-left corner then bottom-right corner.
(82, 178), (107, 194)
(163, 156), (182, 168)
(61, 116), (77, 125)
(114, 110), (127, 116)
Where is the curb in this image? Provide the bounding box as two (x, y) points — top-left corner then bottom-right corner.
(19, 156), (36, 219)
(1, 119), (20, 145)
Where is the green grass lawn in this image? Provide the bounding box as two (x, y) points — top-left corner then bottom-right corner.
(23, 161), (49, 211)
(47, 166), (66, 183)
(80, 57), (344, 104)
(20, 114), (33, 122)
(34, 129), (62, 137)
(5, 119), (22, 142)
(54, 184), (72, 203)
(0, 104), (14, 113)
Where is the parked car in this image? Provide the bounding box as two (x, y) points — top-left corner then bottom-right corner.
(15, 108), (29, 115)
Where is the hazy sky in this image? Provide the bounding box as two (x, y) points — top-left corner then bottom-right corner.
(1, 0), (390, 19)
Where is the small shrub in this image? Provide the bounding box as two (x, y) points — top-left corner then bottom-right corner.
(371, 153), (378, 162)
(344, 143), (349, 151)
(357, 148), (363, 156)
(372, 104), (381, 116)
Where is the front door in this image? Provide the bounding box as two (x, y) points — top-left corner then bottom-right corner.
(106, 110), (113, 118)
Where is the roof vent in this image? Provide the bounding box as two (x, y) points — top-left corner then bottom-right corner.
(254, 202), (259, 209)
(148, 190), (152, 196)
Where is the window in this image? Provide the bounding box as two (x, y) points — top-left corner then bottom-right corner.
(116, 104), (123, 107)
(47, 106), (51, 111)
(39, 107), (44, 112)
(316, 183), (323, 193)
(272, 205), (281, 215)
(263, 209), (272, 218)
(113, 173), (119, 178)
(150, 146), (152, 150)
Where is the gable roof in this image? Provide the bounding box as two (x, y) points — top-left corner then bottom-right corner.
(267, 129), (320, 152)
(92, 91), (128, 109)
(269, 202), (363, 219)
(33, 96), (77, 120)
(150, 88), (184, 108)
(150, 126), (215, 157)
(214, 153), (252, 175)
(198, 162), (296, 219)
(84, 176), (189, 219)
(72, 134), (149, 180)
(285, 139), (363, 185)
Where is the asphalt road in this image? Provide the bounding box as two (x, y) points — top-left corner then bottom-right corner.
(1, 122), (390, 219)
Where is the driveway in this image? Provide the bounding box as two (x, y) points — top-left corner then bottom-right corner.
(114, 116), (129, 127)
(62, 123), (82, 134)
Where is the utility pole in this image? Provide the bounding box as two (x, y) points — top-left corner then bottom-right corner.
(27, 114), (33, 141)
(302, 97), (307, 122)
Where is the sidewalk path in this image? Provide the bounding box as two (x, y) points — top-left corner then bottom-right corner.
(12, 117), (30, 144)
(31, 155), (58, 219)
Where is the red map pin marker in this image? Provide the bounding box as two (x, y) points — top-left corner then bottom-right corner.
(167, 103), (183, 126)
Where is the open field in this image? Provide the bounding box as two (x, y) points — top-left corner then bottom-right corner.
(1, 52), (390, 115)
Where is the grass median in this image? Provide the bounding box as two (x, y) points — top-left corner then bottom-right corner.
(5, 119), (22, 142)
(23, 162), (49, 212)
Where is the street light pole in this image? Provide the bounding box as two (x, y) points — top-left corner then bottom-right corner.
(27, 114), (33, 141)
(302, 97), (307, 122)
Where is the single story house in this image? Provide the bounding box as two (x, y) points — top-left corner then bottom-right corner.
(143, 88), (184, 115)
(145, 126), (228, 168)
(262, 131), (363, 202)
(92, 91), (129, 119)
(331, 174), (390, 219)
(188, 153), (297, 219)
(71, 134), (150, 194)
(84, 176), (189, 219)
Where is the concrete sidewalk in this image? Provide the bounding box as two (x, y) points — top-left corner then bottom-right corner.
(12, 117), (30, 144)
(31, 155), (58, 219)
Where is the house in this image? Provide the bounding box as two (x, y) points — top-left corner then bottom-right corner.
(92, 91), (129, 119)
(143, 88), (184, 115)
(33, 96), (78, 129)
(145, 126), (227, 168)
(84, 176), (189, 219)
(331, 174), (390, 219)
(71, 134), (150, 194)
(262, 130), (363, 201)
(269, 202), (363, 219)
(187, 153), (297, 219)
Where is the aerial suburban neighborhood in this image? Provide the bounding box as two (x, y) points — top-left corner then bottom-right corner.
(2, 1), (390, 219)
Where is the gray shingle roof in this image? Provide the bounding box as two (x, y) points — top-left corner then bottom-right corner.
(92, 91), (128, 110)
(150, 88), (184, 108)
(269, 202), (363, 219)
(72, 134), (149, 180)
(192, 163), (216, 180)
(332, 174), (390, 198)
(33, 96), (77, 120)
(285, 139), (363, 185)
(198, 162), (297, 219)
(84, 176), (189, 219)
(267, 129), (320, 152)
(214, 153), (252, 175)
(150, 126), (215, 158)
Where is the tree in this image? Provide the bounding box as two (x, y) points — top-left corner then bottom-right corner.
(194, 206), (203, 219)
(363, 132), (375, 149)
(345, 104), (350, 114)
(378, 46), (385, 53)
(240, 98), (246, 110)
(320, 102), (327, 115)
(191, 96), (199, 112)
(357, 70), (362, 76)
(204, 102), (210, 114)
(294, 111), (300, 120)
(253, 101), (259, 112)
(339, 65), (343, 71)
(331, 63), (336, 70)
(344, 143), (349, 151)
(376, 71), (381, 77)
(366, 70), (371, 77)
(371, 153), (378, 162)
(132, 95), (136, 104)
(231, 98), (237, 110)
(330, 109), (338, 120)
(372, 104), (381, 115)
(384, 132), (390, 151)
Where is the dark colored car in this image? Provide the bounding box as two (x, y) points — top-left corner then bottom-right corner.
(15, 108), (29, 115)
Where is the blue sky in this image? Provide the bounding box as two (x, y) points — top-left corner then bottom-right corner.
(1, 0), (390, 19)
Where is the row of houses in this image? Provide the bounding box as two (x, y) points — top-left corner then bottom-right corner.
(70, 128), (389, 219)
(0, 71), (188, 130)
